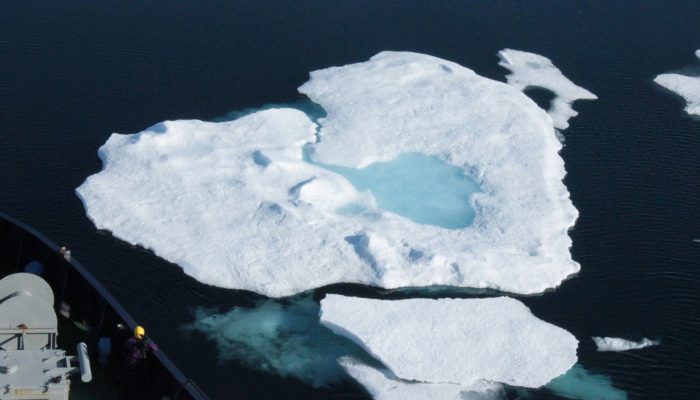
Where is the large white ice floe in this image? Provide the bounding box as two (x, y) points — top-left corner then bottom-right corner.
(339, 358), (502, 400)
(592, 337), (659, 352)
(654, 49), (700, 117)
(78, 51), (581, 297)
(498, 48), (597, 129)
(320, 295), (578, 388)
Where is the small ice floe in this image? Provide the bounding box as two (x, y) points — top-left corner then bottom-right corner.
(592, 337), (659, 352)
(320, 295), (578, 388)
(498, 48), (598, 129)
(654, 49), (700, 117)
(339, 358), (503, 400)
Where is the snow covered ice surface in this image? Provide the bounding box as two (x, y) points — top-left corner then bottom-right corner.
(77, 51), (586, 297)
(320, 295), (578, 388)
(498, 49), (597, 129)
(339, 358), (503, 400)
(654, 49), (700, 117)
(592, 337), (659, 352)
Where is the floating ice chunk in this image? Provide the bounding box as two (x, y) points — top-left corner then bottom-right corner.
(299, 52), (580, 295)
(79, 51), (581, 297)
(498, 49), (597, 129)
(183, 296), (373, 387)
(320, 295), (578, 388)
(592, 337), (659, 352)
(654, 49), (700, 117)
(339, 358), (502, 400)
(546, 364), (627, 400)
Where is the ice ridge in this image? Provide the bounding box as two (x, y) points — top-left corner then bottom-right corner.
(339, 357), (503, 400)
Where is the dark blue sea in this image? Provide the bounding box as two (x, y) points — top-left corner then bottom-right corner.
(1, 1), (699, 399)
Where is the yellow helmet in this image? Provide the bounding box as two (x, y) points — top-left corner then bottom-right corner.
(134, 325), (145, 339)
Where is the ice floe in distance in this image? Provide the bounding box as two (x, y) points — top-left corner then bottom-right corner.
(654, 49), (700, 117)
(320, 295), (578, 388)
(78, 51), (581, 297)
(339, 358), (502, 400)
(498, 48), (597, 129)
(592, 337), (659, 352)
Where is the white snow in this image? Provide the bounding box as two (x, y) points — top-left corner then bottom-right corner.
(592, 337), (659, 352)
(339, 358), (502, 400)
(498, 49), (598, 129)
(320, 295), (578, 388)
(654, 49), (700, 116)
(76, 110), (374, 297)
(78, 51), (581, 297)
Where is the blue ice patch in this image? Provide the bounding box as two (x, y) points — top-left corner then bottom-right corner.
(307, 152), (480, 229)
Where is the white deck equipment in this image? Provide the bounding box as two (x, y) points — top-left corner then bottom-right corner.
(0, 273), (91, 400)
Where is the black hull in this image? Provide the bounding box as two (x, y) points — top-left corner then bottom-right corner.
(0, 212), (209, 400)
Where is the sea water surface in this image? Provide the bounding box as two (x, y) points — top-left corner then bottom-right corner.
(1, 1), (699, 399)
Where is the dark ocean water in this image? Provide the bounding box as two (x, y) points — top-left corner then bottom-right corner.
(1, 1), (699, 399)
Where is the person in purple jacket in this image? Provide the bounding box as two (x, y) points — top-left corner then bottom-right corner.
(123, 325), (158, 397)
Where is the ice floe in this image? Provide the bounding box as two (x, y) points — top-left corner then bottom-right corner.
(592, 337), (659, 352)
(339, 358), (502, 400)
(78, 51), (581, 297)
(320, 295), (578, 388)
(498, 49), (597, 129)
(654, 49), (700, 117)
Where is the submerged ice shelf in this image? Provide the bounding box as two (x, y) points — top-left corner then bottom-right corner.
(654, 49), (700, 117)
(546, 364), (627, 400)
(78, 51), (587, 297)
(320, 295), (578, 389)
(183, 296), (376, 387)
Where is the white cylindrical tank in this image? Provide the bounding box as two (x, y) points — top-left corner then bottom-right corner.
(76, 342), (92, 383)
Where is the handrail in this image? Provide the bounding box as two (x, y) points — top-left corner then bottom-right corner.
(0, 212), (209, 400)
